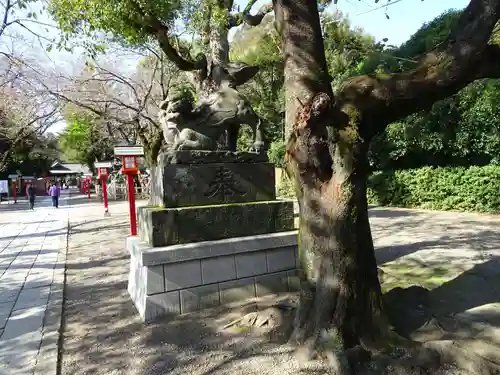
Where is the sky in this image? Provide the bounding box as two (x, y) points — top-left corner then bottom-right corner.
(330, 0), (470, 45)
(233, 0), (470, 46)
(2, 0), (472, 133)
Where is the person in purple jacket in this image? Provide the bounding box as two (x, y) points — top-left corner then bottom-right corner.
(48, 182), (61, 208)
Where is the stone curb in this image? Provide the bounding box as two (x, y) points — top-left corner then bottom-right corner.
(131, 230), (299, 267)
(33, 197), (70, 375)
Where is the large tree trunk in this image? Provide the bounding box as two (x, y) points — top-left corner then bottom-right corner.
(274, 0), (500, 367)
(195, 4), (230, 100)
(136, 126), (163, 166)
(291, 162), (386, 351)
(273, 0), (387, 355)
(286, 107), (387, 357)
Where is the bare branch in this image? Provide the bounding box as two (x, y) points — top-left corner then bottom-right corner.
(0, 55), (61, 171)
(37, 46), (185, 154)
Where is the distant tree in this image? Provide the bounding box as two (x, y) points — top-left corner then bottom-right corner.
(58, 110), (114, 170)
(0, 54), (60, 171)
(45, 46), (191, 165)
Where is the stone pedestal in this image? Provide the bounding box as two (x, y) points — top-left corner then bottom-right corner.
(150, 150), (276, 207)
(138, 200), (294, 247)
(127, 232), (299, 322)
(128, 150), (298, 323)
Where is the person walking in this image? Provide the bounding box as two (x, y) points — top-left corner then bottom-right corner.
(49, 182), (61, 208)
(26, 183), (36, 210)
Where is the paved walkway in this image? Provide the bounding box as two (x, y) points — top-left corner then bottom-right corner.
(0, 190), (71, 375)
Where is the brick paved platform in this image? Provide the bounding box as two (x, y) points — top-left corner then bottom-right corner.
(0, 192), (70, 375)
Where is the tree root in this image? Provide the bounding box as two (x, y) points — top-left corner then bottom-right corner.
(292, 335), (500, 375)
(317, 335), (500, 375)
(285, 280), (500, 375)
(223, 307), (286, 330)
(221, 300), (500, 374)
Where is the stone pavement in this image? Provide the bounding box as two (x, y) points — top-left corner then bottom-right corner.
(0, 190), (71, 375)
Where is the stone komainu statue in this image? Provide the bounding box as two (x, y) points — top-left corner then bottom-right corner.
(158, 86), (265, 154)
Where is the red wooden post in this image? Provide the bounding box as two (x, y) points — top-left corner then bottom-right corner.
(8, 175), (18, 204)
(96, 163), (111, 215)
(12, 181), (17, 203)
(126, 173), (137, 236)
(114, 146), (144, 237)
(102, 180), (109, 212)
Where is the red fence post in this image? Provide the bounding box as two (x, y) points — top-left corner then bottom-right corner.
(126, 173), (137, 236)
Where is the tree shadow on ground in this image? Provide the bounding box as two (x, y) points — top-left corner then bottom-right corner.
(384, 256), (500, 340)
(61, 214), (331, 375)
(0, 228), (67, 242)
(371, 209), (500, 349)
(371, 204), (500, 265)
(0, 203), (31, 212)
(69, 223), (129, 235)
(369, 208), (418, 218)
(375, 228), (500, 264)
(0, 248), (58, 259)
(60, 200), (500, 375)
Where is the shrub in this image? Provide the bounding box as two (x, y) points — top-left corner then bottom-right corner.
(276, 173), (295, 199)
(367, 165), (500, 213)
(268, 141), (286, 168)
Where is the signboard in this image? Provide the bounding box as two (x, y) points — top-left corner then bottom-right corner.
(0, 180), (8, 194)
(114, 146), (144, 156)
(124, 156), (135, 169)
(8, 174), (18, 180)
(22, 176), (34, 180)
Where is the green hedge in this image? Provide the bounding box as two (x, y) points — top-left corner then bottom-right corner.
(367, 166), (500, 213)
(268, 141), (286, 168)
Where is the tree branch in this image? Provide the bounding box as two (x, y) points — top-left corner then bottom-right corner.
(229, 1), (273, 28)
(338, 0), (500, 139)
(128, 0), (207, 72)
(476, 44), (500, 78)
(0, 0), (12, 38)
(153, 23), (207, 72)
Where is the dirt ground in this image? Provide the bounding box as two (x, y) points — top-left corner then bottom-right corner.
(59, 199), (500, 375)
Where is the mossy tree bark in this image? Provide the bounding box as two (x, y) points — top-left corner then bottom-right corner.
(273, 0), (500, 364)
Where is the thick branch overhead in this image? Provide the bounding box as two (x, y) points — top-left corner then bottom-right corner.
(477, 44), (500, 78)
(229, 1), (273, 28)
(336, 0), (500, 138)
(129, 0), (207, 72)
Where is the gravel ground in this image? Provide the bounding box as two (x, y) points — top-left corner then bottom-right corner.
(59, 199), (332, 375)
(59, 198), (497, 375)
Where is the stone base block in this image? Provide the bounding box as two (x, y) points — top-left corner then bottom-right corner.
(127, 231), (299, 323)
(160, 150), (269, 165)
(150, 151), (276, 207)
(138, 200), (294, 247)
